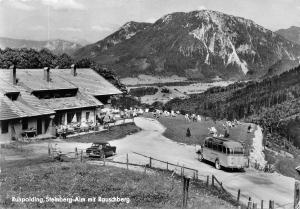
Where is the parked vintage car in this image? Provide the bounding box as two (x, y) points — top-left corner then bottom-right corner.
(86, 141), (116, 157)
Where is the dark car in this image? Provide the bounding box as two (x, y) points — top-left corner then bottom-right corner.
(86, 141), (116, 158)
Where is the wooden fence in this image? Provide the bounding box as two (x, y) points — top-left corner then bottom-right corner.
(132, 152), (199, 179)
(47, 146), (295, 209)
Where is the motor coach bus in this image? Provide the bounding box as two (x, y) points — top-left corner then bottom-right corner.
(197, 137), (247, 170)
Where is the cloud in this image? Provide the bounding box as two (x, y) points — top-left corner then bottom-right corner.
(58, 27), (81, 32)
(91, 25), (112, 32)
(197, 5), (207, 10)
(41, 0), (85, 10)
(1, 0), (35, 10)
(29, 25), (46, 31)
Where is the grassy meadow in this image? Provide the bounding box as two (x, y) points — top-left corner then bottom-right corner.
(143, 113), (255, 154)
(0, 161), (238, 209)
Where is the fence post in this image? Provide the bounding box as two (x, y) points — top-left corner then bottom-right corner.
(248, 197), (252, 209)
(185, 178), (190, 207)
(182, 177), (190, 208)
(196, 170), (198, 180)
(253, 203), (257, 209)
(75, 147), (78, 158)
(261, 200), (263, 209)
(237, 189), (241, 203)
(212, 175), (215, 187)
(182, 177), (186, 208)
(295, 181), (300, 209)
(206, 176), (209, 186)
(80, 150), (83, 162)
(269, 200), (274, 209)
(149, 157), (152, 168)
(103, 154), (106, 166)
(48, 145), (51, 157)
(126, 153), (129, 170)
(167, 162), (168, 170)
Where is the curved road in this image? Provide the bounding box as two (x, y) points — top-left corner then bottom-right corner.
(24, 117), (295, 208)
(110, 117), (295, 209)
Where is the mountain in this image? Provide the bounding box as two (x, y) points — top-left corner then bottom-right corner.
(0, 37), (82, 55)
(276, 26), (300, 45)
(74, 10), (300, 80)
(73, 21), (151, 60)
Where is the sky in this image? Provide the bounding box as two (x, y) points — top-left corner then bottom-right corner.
(0, 0), (299, 44)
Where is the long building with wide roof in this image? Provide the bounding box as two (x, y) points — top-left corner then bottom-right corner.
(0, 66), (122, 142)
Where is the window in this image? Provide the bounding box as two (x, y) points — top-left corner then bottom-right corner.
(218, 145), (223, 152)
(76, 112), (81, 123)
(208, 141), (212, 148)
(67, 112), (75, 124)
(234, 148), (244, 154)
(204, 140), (208, 147)
(212, 143), (218, 150)
(227, 148), (233, 155)
(22, 118), (28, 130)
(222, 146), (227, 154)
(86, 112), (90, 121)
(1, 121), (9, 133)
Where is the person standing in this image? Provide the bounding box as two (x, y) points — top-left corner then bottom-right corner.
(186, 128), (191, 137)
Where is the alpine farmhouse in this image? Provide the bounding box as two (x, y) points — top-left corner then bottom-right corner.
(0, 66), (122, 143)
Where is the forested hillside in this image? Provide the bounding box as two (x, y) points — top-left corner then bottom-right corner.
(165, 65), (300, 147)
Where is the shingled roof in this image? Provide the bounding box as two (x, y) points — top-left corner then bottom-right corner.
(40, 91), (103, 111)
(0, 68), (122, 95)
(0, 68), (120, 121)
(52, 68), (122, 95)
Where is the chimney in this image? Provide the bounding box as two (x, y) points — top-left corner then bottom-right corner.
(10, 65), (17, 85)
(71, 64), (77, 76)
(44, 67), (50, 82)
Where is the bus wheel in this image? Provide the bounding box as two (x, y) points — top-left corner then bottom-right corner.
(215, 160), (221, 170)
(198, 153), (204, 161)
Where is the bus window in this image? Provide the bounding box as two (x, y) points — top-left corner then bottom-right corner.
(234, 148), (244, 154)
(208, 141), (212, 148)
(222, 146), (227, 154)
(227, 148), (233, 154)
(204, 140), (208, 147)
(218, 145), (223, 152)
(213, 143), (218, 150)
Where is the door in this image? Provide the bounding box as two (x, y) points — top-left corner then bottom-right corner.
(37, 118), (42, 135)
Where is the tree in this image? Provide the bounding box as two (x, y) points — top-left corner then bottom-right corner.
(38, 48), (56, 68)
(56, 53), (73, 68)
(76, 58), (93, 68)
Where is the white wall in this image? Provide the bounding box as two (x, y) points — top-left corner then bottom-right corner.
(81, 109), (95, 123)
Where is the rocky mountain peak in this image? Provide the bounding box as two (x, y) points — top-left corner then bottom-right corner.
(74, 10), (300, 80)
